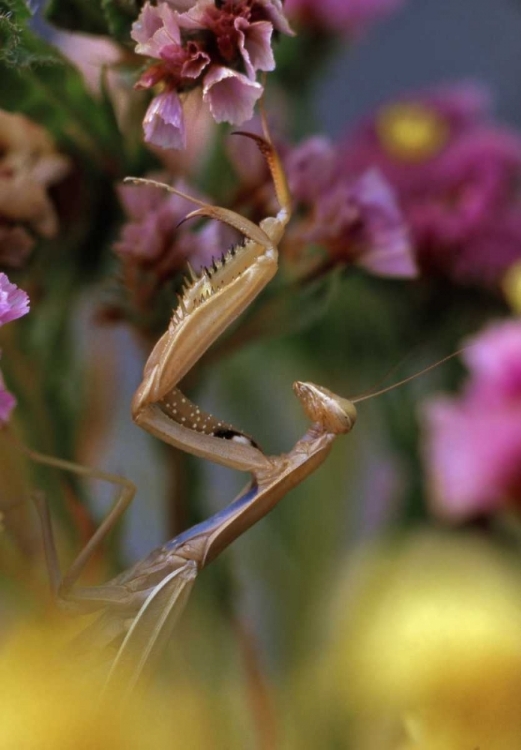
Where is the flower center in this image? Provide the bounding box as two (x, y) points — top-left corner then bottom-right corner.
(376, 102), (449, 162)
(503, 261), (521, 314)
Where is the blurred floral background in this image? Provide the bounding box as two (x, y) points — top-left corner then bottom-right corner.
(2, 0), (521, 747)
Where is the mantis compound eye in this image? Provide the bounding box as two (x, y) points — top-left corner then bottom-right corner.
(293, 381), (357, 435)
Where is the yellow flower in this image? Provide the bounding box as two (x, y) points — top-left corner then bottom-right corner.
(324, 531), (521, 750)
(0, 615), (217, 749)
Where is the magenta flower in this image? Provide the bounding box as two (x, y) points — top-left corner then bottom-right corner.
(339, 83), (521, 287)
(0, 273), (30, 325)
(114, 176), (226, 276)
(0, 373), (16, 426)
(284, 0), (405, 36)
(422, 320), (521, 521)
(131, 0), (293, 149)
(285, 136), (416, 278)
(0, 273), (30, 426)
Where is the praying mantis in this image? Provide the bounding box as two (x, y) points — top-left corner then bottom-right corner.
(20, 126), (432, 699)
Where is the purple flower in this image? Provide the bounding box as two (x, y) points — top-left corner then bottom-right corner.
(339, 83), (521, 287)
(284, 0), (405, 36)
(114, 176), (226, 275)
(0, 273), (30, 325)
(422, 320), (521, 521)
(285, 136), (416, 278)
(131, 0), (293, 149)
(0, 273), (30, 426)
(143, 89), (186, 150)
(0, 375), (16, 426)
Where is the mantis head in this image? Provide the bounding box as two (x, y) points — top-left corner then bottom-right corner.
(293, 381), (358, 435)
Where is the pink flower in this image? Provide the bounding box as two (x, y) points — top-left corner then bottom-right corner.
(463, 321), (521, 402)
(0, 273), (30, 427)
(114, 176), (226, 275)
(143, 90), (186, 150)
(0, 273), (30, 325)
(131, 0), (293, 149)
(284, 0), (405, 36)
(285, 136), (416, 278)
(339, 83), (521, 287)
(349, 170), (416, 277)
(422, 320), (521, 521)
(0, 373), (16, 426)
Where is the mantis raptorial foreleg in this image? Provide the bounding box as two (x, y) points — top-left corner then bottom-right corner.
(128, 132), (291, 474)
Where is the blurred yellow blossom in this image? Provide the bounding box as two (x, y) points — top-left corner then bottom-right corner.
(0, 614), (218, 749)
(321, 531), (521, 749)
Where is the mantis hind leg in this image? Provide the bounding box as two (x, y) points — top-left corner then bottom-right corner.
(17, 440), (135, 604)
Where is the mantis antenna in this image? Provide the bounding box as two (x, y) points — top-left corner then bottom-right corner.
(351, 347), (469, 404)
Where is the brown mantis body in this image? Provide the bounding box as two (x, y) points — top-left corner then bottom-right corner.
(23, 124), (462, 698)
(24, 115), (465, 698)
(21, 118), (465, 702)
(23, 131), (387, 697)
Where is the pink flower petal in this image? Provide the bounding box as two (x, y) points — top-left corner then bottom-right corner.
(236, 19), (275, 78)
(257, 0), (295, 36)
(353, 169), (417, 278)
(131, 2), (164, 50)
(132, 2), (181, 59)
(463, 320), (521, 401)
(180, 42), (210, 79)
(202, 66), (262, 124)
(0, 273), (30, 325)
(423, 398), (521, 521)
(143, 90), (186, 150)
(0, 377), (16, 426)
(286, 136), (338, 204)
(421, 319), (521, 521)
(175, 0), (214, 31)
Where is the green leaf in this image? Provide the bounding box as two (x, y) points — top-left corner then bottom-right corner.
(101, 0), (138, 43)
(0, 0), (56, 68)
(45, 0), (138, 42)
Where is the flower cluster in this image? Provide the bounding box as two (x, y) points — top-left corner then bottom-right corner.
(284, 135), (417, 277)
(114, 176), (227, 279)
(131, 0), (293, 149)
(284, 0), (405, 36)
(422, 319), (521, 521)
(0, 273), (29, 425)
(0, 110), (70, 267)
(340, 83), (521, 287)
